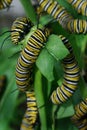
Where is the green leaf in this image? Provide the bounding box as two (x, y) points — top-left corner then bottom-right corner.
(54, 61), (63, 80)
(56, 118), (78, 130)
(0, 29), (19, 130)
(46, 34), (69, 60)
(36, 34), (69, 81)
(36, 49), (56, 81)
(72, 88), (82, 105)
(57, 101), (74, 119)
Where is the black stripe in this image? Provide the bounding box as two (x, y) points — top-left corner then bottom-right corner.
(60, 87), (69, 99)
(63, 83), (75, 92)
(64, 77), (78, 83)
(51, 2), (58, 15)
(56, 89), (63, 103)
(64, 71), (79, 76)
(31, 35), (41, 44)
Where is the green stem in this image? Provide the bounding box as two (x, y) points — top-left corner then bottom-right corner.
(79, 76), (87, 99)
(34, 70), (48, 130)
(52, 106), (58, 130)
(20, 0), (37, 24)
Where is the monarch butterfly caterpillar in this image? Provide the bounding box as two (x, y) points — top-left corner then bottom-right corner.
(37, 0), (73, 29)
(16, 27), (50, 91)
(67, 0), (87, 16)
(0, 17), (34, 49)
(0, 0), (12, 10)
(11, 17), (34, 45)
(51, 35), (80, 104)
(71, 98), (87, 130)
(38, 0), (87, 34)
(67, 19), (87, 34)
(20, 90), (38, 130)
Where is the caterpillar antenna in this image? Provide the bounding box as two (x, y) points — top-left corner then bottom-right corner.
(10, 88), (18, 94)
(0, 30), (11, 36)
(37, 14), (40, 29)
(8, 50), (21, 59)
(0, 35), (11, 50)
(7, 5), (14, 11)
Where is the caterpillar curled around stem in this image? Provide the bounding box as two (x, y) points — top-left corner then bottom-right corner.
(15, 27), (50, 92)
(67, 0), (87, 16)
(0, 0), (12, 10)
(71, 98), (87, 130)
(51, 35), (80, 105)
(20, 90), (39, 130)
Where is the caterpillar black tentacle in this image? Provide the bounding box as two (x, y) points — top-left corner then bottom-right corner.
(11, 17), (34, 44)
(0, 17), (33, 48)
(0, 35), (11, 50)
(0, 17), (34, 52)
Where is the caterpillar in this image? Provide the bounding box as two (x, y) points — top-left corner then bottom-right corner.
(38, 0), (87, 34)
(71, 98), (87, 130)
(16, 27), (50, 91)
(37, 0), (73, 29)
(67, 0), (87, 16)
(20, 90), (38, 130)
(51, 35), (80, 104)
(0, 0), (12, 10)
(67, 19), (87, 34)
(0, 17), (33, 49)
(11, 17), (34, 45)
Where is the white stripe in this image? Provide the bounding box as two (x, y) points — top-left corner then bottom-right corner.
(21, 55), (32, 64)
